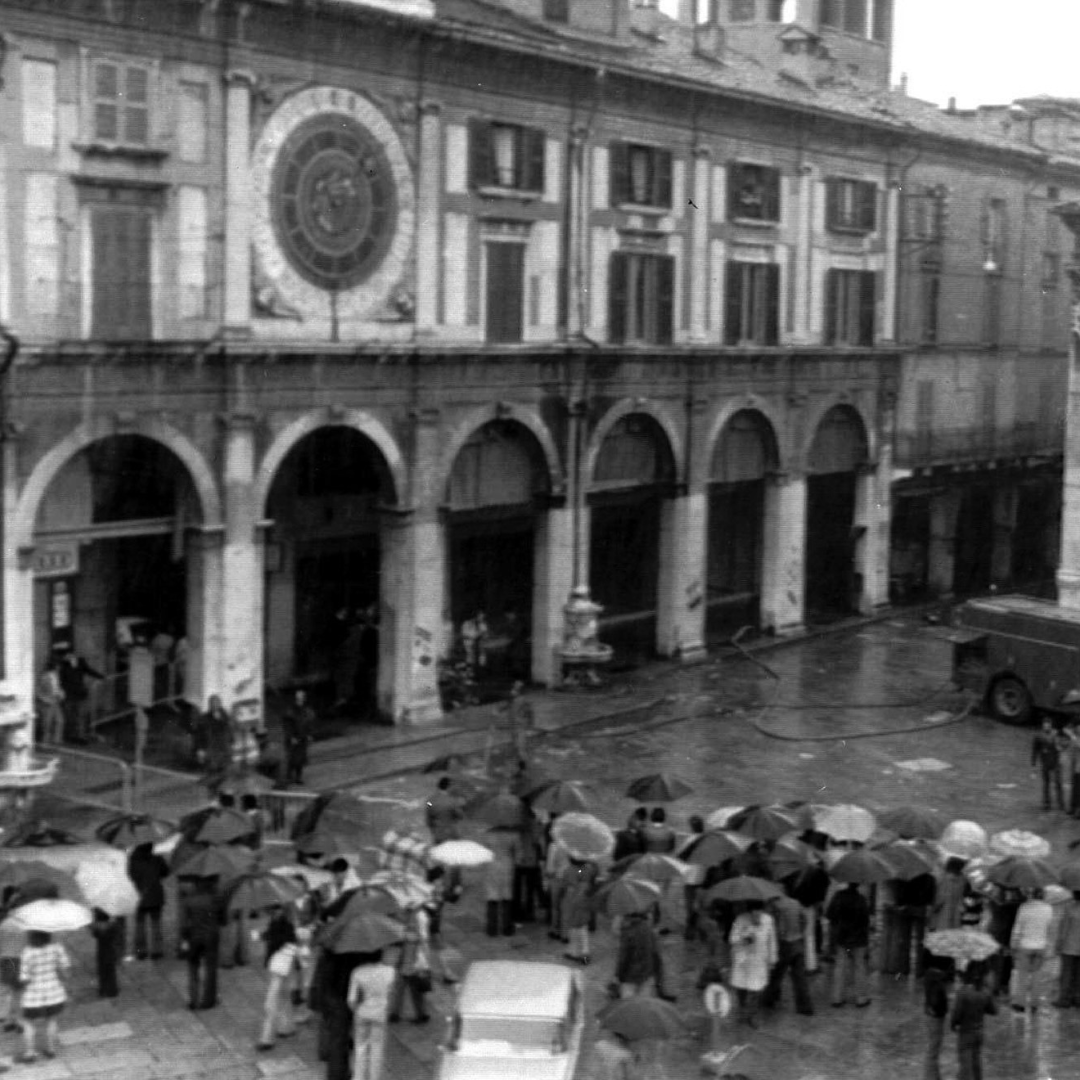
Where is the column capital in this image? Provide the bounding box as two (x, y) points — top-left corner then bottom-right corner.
(408, 406), (441, 428)
(570, 124), (591, 147)
(798, 163), (815, 177)
(692, 144), (711, 161)
(766, 468), (805, 487)
(219, 410), (258, 433)
(419, 99), (443, 118)
(224, 68), (259, 91)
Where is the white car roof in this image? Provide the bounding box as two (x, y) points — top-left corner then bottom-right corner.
(457, 961), (573, 1020)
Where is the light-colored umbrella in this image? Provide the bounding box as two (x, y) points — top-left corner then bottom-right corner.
(95, 814), (177, 849)
(938, 821), (988, 861)
(1044, 884), (1073, 905)
(270, 864), (333, 890)
(222, 871), (306, 914)
(613, 853), (689, 886)
(924, 929), (1000, 966)
(985, 856), (1059, 892)
(704, 806), (745, 831)
(626, 773), (694, 803)
(528, 780), (592, 815)
(815, 804), (877, 843)
(989, 830), (1051, 860)
(599, 996), (689, 1041)
(592, 877), (663, 918)
(828, 849), (897, 885)
(475, 792), (525, 829)
(877, 806), (945, 840)
(706, 875), (783, 903)
(729, 805), (799, 842)
(363, 870), (433, 909)
(680, 830), (751, 868)
(429, 840), (493, 868)
(10, 898), (92, 933)
(75, 861), (140, 916)
(551, 813), (615, 862)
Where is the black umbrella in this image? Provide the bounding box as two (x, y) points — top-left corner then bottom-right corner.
(290, 793), (367, 841)
(96, 814), (176, 849)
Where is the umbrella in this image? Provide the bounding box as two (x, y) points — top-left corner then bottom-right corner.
(295, 829), (360, 859)
(612, 853), (689, 886)
(1, 824), (81, 848)
(429, 840), (494, 868)
(989, 830), (1051, 860)
(95, 814), (177, 849)
(173, 843), (256, 880)
(704, 806), (745, 831)
(222, 871), (306, 914)
(10, 898), (92, 933)
(938, 821), (988, 861)
(768, 836), (816, 879)
(194, 808), (257, 846)
(475, 792), (525, 829)
(985, 856), (1059, 891)
(205, 769), (276, 797)
(528, 780), (592, 815)
(924, 929), (1001, 966)
(874, 841), (939, 882)
(269, 864), (334, 891)
(728, 805), (799, 842)
(1044, 884), (1073, 905)
(291, 793), (367, 841)
(323, 910), (405, 954)
(599, 996), (689, 1041)
(1059, 863), (1080, 891)
(828, 849), (898, 885)
(550, 813), (615, 862)
(680, 831), (751, 868)
(592, 877), (663, 918)
(75, 861), (140, 916)
(0, 861), (81, 898)
(815, 804), (877, 843)
(626, 773), (694, 803)
(877, 806), (945, 840)
(363, 870), (433, 909)
(706, 875), (783, 903)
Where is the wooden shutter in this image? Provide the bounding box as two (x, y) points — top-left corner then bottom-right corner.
(609, 252), (629, 343)
(726, 163), (740, 220)
(92, 205), (151, 340)
(468, 119), (491, 188)
(763, 263), (780, 345)
(525, 128), (546, 193)
(824, 268), (839, 344)
(825, 178), (839, 230)
(724, 261), (743, 345)
(485, 243), (524, 343)
(655, 149), (673, 209)
(857, 181), (877, 232)
(610, 142), (630, 207)
(656, 255), (675, 344)
(858, 270), (876, 345)
(763, 168), (781, 222)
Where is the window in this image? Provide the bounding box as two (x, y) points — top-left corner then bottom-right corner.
(724, 262), (780, 346)
(609, 251), (675, 345)
(826, 177), (877, 234)
(820, 0), (874, 36)
(485, 242), (525, 343)
(92, 59), (150, 145)
(824, 268), (876, 346)
(843, 0), (866, 35)
(469, 121), (545, 193)
(610, 142), (673, 210)
(982, 198), (1006, 272)
(178, 81), (209, 164)
(820, 0), (841, 27)
(25, 174), (60, 316)
(1043, 252), (1061, 289)
(728, 163), (781, 222)
(178, 186), (208, 320)
(766, 0), (785, 20)
(919, 271), (940, 345)
(730, 0), (756, 20)
(871, 0), (892, 42)
(903, 188), (944, 242)
(542, 0), (569, 20)
(22, 60), (57, 149)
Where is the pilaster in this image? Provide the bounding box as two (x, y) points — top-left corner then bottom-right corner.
(532, 503), (574, 687)
(223, 69), (257, 335)
(852, 460), (890, 612)
(566, 125), (590, 339)
(760, 470), (807, 633)
(689, 145), (711, 343)
(415, 101), (443, 335)
(790, 164), (815, 345)
(880, 181), (901, 344)
(655, 489), (708, 661)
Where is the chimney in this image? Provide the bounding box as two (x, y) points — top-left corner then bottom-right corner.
(630, 0), (661, 37)
(694, 22), (725, 60)
(947, 96), (957, 114)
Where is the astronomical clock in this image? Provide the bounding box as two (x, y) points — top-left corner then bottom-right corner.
(251, 86), (415, 325)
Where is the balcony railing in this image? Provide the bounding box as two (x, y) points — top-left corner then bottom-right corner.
(894, 421), (1065, 469)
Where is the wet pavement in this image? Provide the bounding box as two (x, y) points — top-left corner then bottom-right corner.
(32, 613), (1080, 1079)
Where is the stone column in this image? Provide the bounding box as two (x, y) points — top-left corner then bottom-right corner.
(990, 483), (1019, 588)
(790, 164), (816, 345)
(184, 525), (225, 708)
(565, 126), (589, 339)
(3, 434), (34, 711)
(655, 490), (708, 660)
(223, 69), (256, 335)
(852, 461), (891, 613)
(220, 414), (263, 708)
(689, 146), (711, 343)
(880, 182), (901, 344)
(415, 101), (442, 335)
(1056, 218), (1080, 608)
(532, 502), (574, 687)
(927, 488), (963, 597)
(759, 471), (807, 634)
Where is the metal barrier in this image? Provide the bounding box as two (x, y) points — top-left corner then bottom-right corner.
(262, 788), (319, 842)
(50, 744), (133, 813)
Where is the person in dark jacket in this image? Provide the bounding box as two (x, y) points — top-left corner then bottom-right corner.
(127, 842), (169, 960)
(612, 809), (647, 863)
(615, 912), (674, 999)
(950, 965), (996, 1080)
(826, 882), (871, 1007)
(89, 909), (121, 998)
(923, 957), (953, 1080)
(281, 690), (314, 785)
(180, 880), (224, 1010)
(1031, 716), (1070, 811)
(57, 649), (103, 743)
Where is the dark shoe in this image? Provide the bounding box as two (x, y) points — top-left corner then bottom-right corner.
(388, 1014), (401, 1024)
(580, 955), (590, 966)
(1011, 1004), (1026, 1013)
(150, 953), (164, 960)
(855, 1000), (871, 1008)
(256, 1042), (274, 1052)
(1052, 1000), (1071, 1008)
(42, 1051), (56, 1060)
(831, 1002), (845, 1008)
(411, 1015), (430, 1024)
(659, 993), (677, 1003)
(797, 1008), (815, 1016)
(441, 977), (458, 986)
(745, 1016), (758, 1028)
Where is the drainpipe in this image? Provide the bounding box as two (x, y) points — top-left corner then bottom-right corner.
(0, 323), (20, 682)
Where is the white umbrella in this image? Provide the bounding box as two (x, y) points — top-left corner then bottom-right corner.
(269, 864), (333, 890)
(11, 898), (92, 933)
(938, 820), (988, 861)
(704, 806), (745, 831)
(75, 861), (140, 916)
(429, 840), (493, 868)
(989, 830), (1051, 859)
(814, 804), (877, 843)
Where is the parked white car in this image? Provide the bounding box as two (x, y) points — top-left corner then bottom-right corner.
(436, 960), (585, 1080)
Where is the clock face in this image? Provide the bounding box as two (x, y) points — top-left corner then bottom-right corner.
(252, 87), (414, 323)
(272, 113), (397, 291)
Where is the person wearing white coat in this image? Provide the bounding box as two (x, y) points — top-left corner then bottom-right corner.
(729, 902), (778, 1027)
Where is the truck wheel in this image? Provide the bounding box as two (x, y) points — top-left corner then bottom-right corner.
(987, 677), (1034, 725)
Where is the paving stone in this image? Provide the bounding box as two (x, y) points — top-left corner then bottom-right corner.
(7, 1060), (72, 1080)
(58, 1021), (133, 1046)
(255, 1055), (308, 1076)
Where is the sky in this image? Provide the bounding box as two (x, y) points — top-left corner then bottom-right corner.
(656, 0), (1080, 110)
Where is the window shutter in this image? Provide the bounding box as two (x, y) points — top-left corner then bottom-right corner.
(655, 150), (673, 209)
(764, 169), (781, 222)
(609, 252), (629, 343)
(858, 270), (877, 346)
(764, 263), (780, 345)
(525, 128), (546, 193)
(858, 182), (877, 232)
(468, 119), (491, 188)
(726, 163), (739, 220)
(724, 261), (743, 345)
(825, 178), (838, 230)
(92, 205), (152, 340)
(824, 268), (839, 344)
(610, 141), (630, 207)
(486, 243), (525, 343)
(656, 255), (675, 344)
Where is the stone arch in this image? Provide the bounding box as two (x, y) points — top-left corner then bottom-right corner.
(437, 403), (562, 505)
(253, 409), (406, 514)
(705, 400), (783, 483)
(803, 400), (873, 473)
(11, 418), (222, 550)
(585, 398), (684, 487)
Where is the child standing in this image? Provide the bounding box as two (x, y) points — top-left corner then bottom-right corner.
(950, 965), (996, 1080)
(89, 909), (122, 998)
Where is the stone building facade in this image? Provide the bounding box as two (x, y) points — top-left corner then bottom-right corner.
(0, 0), (1075, 728)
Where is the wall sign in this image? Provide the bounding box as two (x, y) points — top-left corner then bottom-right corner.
(32, 543), (80, 579)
